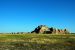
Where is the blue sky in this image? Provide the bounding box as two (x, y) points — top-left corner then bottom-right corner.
(0, 0), (75, 33)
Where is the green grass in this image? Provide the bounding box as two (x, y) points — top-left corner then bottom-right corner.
(0, 34), (75, 50)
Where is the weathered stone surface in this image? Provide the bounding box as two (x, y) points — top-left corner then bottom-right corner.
(31, 25), (69, 34)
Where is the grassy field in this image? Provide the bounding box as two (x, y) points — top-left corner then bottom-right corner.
(0, 34), (75, 50)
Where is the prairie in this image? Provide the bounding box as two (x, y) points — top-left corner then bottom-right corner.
(0, 34), (75, 50)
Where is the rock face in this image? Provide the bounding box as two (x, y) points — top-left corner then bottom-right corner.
(31, 25), (69, 34)
(31, 25), (48, 34)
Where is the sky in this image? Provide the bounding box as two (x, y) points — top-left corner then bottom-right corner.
(0, 0), (75, 33)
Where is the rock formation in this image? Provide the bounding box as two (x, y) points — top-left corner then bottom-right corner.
(31, 25), (69, 34)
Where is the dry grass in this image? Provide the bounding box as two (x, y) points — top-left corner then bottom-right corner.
(0, 34), (75, 50)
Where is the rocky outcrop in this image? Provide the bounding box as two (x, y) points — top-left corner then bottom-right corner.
(31, 25), (69, 34)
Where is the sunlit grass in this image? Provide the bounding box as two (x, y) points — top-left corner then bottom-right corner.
(0, 34), (75, 50)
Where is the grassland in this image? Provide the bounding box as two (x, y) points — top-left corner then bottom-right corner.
(0, 34), (75, 50)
